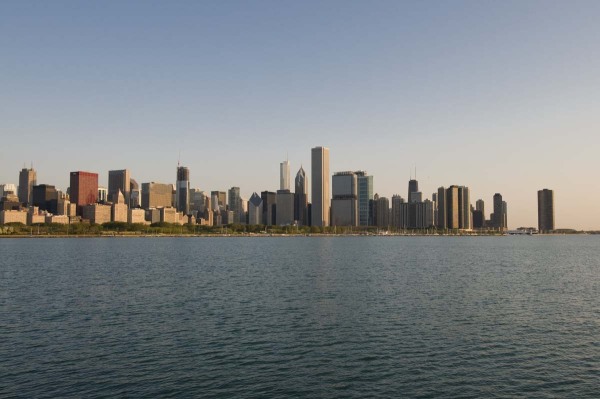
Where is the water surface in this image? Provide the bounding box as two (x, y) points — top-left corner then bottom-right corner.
(1, 236), (599, 398)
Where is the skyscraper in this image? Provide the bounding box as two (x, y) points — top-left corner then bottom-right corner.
(446, 186), (460, 229)
(280, 159), (290, 191)
(276, 189), (294, 226)
(408, 179), (419, 203)
(391, 195), (408, 229)
(228, 187), (242, 223)
(356, 171), (373, 226)
(538, 189), (555, 233)
(108, 169), (131, 204)
(32, 184), (58, 213)
(492, 193), (506, 230)
(294, 166), (308, 225)
(311, 146), (330, 227)
(330, 171), (358, 226)
(436, 187), (447, 229)
(176, 166), (190, 215)
(18, 167), (37, 206)
(373, 195), (390, 228)
(261, 191), (277, 226)
(476, 199), (485, 216)
(130, 179), (141, 208)
(473, 200), (485, 229)
(458, 186), (471, 230)
(248, 193), (263, 225)
(70, 171), (99, 215)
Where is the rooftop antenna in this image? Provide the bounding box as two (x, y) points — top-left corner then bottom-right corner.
(178, 150), (181, 168)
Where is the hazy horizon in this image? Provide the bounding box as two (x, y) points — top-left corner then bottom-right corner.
(2, 1), (599, 229)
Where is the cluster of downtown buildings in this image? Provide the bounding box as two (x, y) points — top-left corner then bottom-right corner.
(0, 146), (556, 233)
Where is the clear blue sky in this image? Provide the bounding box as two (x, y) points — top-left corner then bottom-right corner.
(1, 1), (599, 229)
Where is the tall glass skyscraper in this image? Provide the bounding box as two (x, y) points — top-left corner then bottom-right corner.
(356, 171), (373, 226)
(176, 166), (190, 215)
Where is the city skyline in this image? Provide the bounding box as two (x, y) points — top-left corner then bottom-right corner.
(0, 148), (564, 231)
(2, 1), (599, 229)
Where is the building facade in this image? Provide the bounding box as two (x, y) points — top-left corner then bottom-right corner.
(108, 169), (130, 204)
(294, 166), (308, 226)
(18, 167), (37, 206)
(82, 203), (111, 224)
(311, 146), (330, 227)
(70, 171), (99, 215)
(248, 192), (262, 225)
(228, 187), (242, 223)
(176, 166), (190, 215)
(280, 159), (290, 191)
(276, 190), (294, 226)
(330, 171), (358, 227)
(261, 191), (277, 226)
(492, 193), (507, 230)
(356, 171), (373, 226)
(538, 189), (554, 233)
(141, 182), (173, 209)
(32, 184), (58, 213)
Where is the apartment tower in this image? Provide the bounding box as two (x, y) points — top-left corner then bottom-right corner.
(537, 189), (555, 233)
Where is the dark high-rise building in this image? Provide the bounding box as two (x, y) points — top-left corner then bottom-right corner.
(176, 166), (190, 215)
(261, 191), (277, 226)
(18, 167), (37, 206)
(108, 169), (131, 204)
(32, 184), (58, 213)
(356, 171), (373, 226)
(70, 171), (99, 215)
(472, 210), (484, 229)
(436, 187), (447, 229)
(492, 193), (506, 230)
(276, 189), (294, 226)
(538, 189), (555, 233)
(408, 179), (419, 202)
(330, 171), (358, 226)
(294, 166), (308, 225)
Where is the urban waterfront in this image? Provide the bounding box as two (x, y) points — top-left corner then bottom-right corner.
(1, 237), (599, 398)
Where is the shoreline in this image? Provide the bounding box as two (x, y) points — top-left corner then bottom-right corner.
(0, 233), (590, 239)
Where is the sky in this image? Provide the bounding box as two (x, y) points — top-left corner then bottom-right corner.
(1, 0), (599, 229)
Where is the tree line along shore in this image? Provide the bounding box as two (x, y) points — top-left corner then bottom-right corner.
(0, 222), (593, 237)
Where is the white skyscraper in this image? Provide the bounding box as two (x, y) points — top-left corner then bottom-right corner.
(311, 146), (330, 227)
(280, 159), (290, 191)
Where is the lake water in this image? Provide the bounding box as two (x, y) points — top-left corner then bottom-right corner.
(1, 236), (599, 398)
